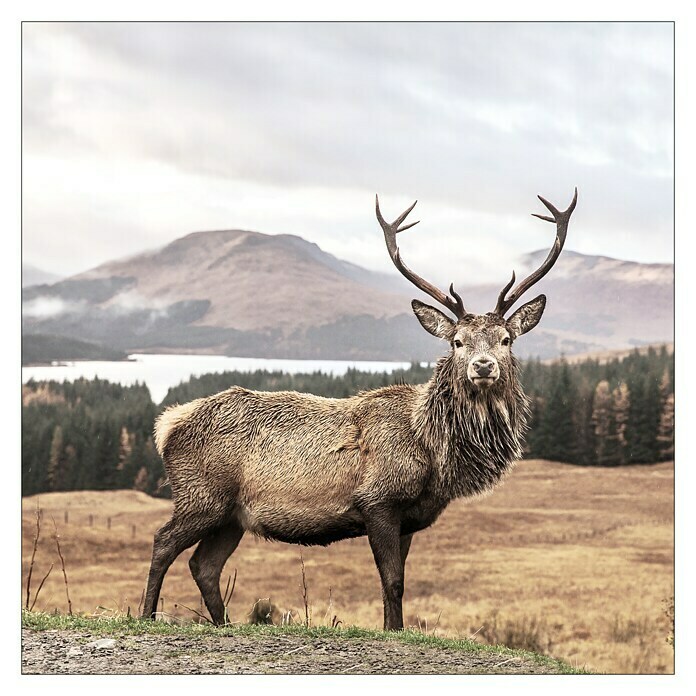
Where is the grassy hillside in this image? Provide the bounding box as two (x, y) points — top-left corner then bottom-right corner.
(22, 460), (674, 674)
(22, 611), (586, 674)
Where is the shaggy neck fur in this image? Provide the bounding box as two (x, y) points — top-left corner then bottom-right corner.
(414, 352), (530, 499)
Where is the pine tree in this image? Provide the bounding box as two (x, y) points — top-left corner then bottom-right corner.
(626, 375), (662, 463)
(612, 381), (630, 465)
(536, 361), (579, 463)
(93, 420), (120, 490)
(117, 426), (133, 472)
(116, 426), (136, 487)
(659, 369), (671, 405)
(577, 391), (596, 466)
(133, 466), (149, 492)
(63, 444), (77, 490)
(592, 381), (623, 466)
(656, 392), (674, 461)
(47, 425), (66, 491)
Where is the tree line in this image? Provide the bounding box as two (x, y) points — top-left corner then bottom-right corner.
(521, 345), (673, 465)
(22, 379), (165, 497)
(21, 346), (674, 497)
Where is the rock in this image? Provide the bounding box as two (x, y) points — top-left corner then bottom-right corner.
(67, 647), (84, 657)
(86, 638), (117, 650)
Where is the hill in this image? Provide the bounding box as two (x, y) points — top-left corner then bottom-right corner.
(21, 614), (579, 674)
(22, 263), (62, 288)
(22, 230), (673, 361)
(22, 333), (129, 365)
(544, 341), (674, 365)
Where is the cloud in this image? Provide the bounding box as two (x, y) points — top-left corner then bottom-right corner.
(22, 296), (83, 318)
(22, 22), (674, 281)
(107, 289), (170, 315)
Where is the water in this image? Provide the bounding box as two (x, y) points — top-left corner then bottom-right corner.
(21, 353), (414, 404)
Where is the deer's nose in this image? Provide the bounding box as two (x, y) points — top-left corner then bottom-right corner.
(473, 359), (495, 377)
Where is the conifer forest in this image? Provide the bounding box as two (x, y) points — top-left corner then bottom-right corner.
(22, 346), (674, 497)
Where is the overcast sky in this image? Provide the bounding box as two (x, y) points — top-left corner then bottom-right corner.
(22, 21), (673, 286)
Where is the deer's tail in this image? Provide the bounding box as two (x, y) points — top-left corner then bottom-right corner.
(153, 400), (202, 457)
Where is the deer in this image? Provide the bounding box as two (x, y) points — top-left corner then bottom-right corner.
(142, 189), (577, 630)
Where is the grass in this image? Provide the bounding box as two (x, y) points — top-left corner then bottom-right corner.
(609, 614), (653, 644)
(21, 610), (589, 674)
(477, 610), (553, 655)
(21, 460), (674, 674)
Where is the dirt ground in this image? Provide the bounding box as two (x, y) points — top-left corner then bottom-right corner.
(21, 628), (565, 675)
(22, 460), (674, 674)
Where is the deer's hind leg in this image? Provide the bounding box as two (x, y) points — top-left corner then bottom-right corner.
(142, 514), (212, 621)
(189, 522), (245, 625)
(400, 533), (413, 569)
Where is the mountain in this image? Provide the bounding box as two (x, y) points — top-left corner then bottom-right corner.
(21, 230), (673, 362)
(72, 229), (408, 332)
(22, 263), (62, 288)
(449, 249), (673, 359)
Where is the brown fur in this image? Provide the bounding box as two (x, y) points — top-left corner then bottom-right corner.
(141, 190), (573, 630)
(142, 309), (536, 630)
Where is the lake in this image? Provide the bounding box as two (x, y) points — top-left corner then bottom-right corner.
(21, 353), (416, 404)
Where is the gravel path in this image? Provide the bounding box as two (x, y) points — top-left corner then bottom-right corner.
(22, 628), (565, 675)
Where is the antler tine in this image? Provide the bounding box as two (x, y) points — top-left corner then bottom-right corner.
(376, 195), (467, 319)
(449, 283), (466, 318)
(493, 271), (516, 315)
(393, 200), (419, 230)
(494, 188), (577, 317)
(376, 195), (418, 232)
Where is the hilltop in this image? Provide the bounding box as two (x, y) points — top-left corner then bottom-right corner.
(22, 613), (581, 675)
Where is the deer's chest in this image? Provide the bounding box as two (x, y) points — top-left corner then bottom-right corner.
(399, 487), (452, 535)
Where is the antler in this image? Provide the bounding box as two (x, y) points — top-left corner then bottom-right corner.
(376, 195), (466, 319)
(494, 188), (578, 316)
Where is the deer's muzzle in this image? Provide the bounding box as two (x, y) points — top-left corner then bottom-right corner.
(467, 356), (500, 387)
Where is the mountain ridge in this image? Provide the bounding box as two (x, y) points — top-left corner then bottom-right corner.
(22, 263), (63, 288)
(22, 228), (673, 362)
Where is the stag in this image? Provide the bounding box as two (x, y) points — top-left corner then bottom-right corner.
(142, 189), (577, 630)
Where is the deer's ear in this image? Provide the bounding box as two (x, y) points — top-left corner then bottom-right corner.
(412, 300), (455, 340)
(507, 294), (546, 338)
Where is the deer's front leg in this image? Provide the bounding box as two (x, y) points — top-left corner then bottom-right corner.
(365, 511), (405, 631)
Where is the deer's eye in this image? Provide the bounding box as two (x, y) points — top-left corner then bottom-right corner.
(453, 339), (463, 349)
(501, 337), (511, 347)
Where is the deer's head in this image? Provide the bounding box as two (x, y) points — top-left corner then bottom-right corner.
(376, 189), (577, 392)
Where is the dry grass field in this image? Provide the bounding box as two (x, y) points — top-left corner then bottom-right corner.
(22, 460), (674, 674)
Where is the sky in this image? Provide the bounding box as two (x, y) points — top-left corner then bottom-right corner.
(22, 21), (674, 286)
